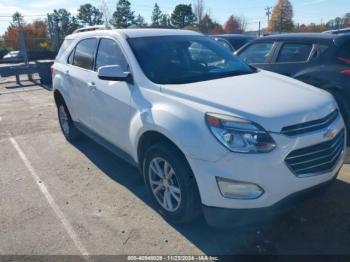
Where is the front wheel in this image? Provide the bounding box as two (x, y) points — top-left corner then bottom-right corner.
(143, 142), (201, 224)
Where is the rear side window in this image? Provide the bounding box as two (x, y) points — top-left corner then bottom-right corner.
(73, 38), (98, 70)
(95, 39), (128, 71)
(277, 43), (312, 63)
(337, 40), (350, 64)
(239, 43), (274, 63)
(56, 39), (73, 62)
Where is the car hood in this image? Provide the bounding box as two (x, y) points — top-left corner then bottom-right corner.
(161, 70), (337, 132)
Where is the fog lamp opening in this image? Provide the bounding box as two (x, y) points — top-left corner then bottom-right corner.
(216, 177), (264, 199)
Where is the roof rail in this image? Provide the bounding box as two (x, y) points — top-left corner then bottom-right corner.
(73, 25), (108, 34)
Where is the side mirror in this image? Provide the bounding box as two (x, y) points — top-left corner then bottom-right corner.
(98, 65), (133, 83)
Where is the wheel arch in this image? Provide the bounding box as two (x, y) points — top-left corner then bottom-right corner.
(137, 130), (190, 174)
(53, 89), (64, 106)
(137, 129), (203, 212)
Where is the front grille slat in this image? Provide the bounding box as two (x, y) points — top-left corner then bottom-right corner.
(281, 110), (339, 136)
(295, 146), (341, 172)
(288, 141), (344, 167)
(285, 129), (345, 177)
(286, 133), (344, 161)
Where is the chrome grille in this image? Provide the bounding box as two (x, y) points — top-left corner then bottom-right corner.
(285, 129), (345, 177)
(281, 110), (339, 136)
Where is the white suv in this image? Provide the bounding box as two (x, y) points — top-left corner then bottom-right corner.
(52, 29), (346, 227)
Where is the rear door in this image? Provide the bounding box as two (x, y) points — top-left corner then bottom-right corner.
(270, 42), (314, 77)
(67, 38), (98, 126)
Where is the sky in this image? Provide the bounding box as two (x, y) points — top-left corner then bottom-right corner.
(0, 0), (348, 34)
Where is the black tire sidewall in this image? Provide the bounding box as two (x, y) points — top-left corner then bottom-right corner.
(57, 100), (79, 141)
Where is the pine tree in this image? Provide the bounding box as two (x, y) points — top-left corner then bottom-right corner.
(135, 14), (147, 28)
(171, 4), (197, 29)
(151, 3), (163, 27)
(77, 4), (103, 26)
(160, 14), (171, 28)
(110, 0), (135, 28)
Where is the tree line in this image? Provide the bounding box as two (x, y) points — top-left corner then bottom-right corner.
(2, 0), (350, 52)
(2, 0), (248, 51)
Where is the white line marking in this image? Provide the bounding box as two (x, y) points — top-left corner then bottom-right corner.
(9, 136), (89, 256)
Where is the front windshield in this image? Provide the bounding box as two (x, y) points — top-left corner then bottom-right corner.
(127, 35), (255, 84)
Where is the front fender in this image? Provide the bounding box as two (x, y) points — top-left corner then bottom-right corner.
(128, 102), (228, 163)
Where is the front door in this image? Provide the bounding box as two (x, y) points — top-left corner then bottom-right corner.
(88, 38), (133, 153)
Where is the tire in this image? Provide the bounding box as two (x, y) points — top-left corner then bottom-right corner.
(143, 142), (201, 224)
(57, 98), (80, 141)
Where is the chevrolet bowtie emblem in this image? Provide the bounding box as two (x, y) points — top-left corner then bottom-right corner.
(324, 129), (336, 139)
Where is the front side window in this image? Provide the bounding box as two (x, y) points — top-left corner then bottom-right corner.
(127, 35), (254, 84)
(277, 43), (313, 63)
(216, 39), (234, 52)
(73, 38), (98, 70)
(239, 43), (274, 64)
(95, 39), (128, 71)
(228, 38), (254, 50)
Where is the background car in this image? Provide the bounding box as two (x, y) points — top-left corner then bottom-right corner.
(235, 33), (350, 136)
(323, 28), (350, 34)
(211, 34), (256, 52)
(2, 50), (24, 63)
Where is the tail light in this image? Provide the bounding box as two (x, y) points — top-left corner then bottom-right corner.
(50, 65), (54, 78)
(341, 70), (350, 75)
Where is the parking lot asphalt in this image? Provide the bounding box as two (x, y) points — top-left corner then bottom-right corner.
(1, 77), (350, 256)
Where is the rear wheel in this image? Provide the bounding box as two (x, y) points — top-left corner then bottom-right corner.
(143, 142), (201, 224)
(57, 99), (80, 141)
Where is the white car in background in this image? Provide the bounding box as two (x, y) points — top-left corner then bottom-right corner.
(52, 28), (346, 227)
(2, 50), (24, 63)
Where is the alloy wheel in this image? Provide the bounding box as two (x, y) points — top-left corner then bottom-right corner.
(59, 105), (70, 136)
(148, 157), (182, 212)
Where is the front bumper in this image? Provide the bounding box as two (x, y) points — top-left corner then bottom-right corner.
(203, 173), (338, 227)
(187, 114), (345, 210)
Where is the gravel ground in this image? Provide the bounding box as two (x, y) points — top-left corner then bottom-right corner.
(0, 77), (350, 257)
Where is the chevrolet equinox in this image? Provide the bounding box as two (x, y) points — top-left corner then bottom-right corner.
(52, 29), (346, 227)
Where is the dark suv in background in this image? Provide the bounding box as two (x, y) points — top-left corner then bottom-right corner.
(236, 33), (350, 135)
(211, 34), (256, 52)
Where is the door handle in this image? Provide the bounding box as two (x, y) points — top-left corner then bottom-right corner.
(88, 81), (96, 91)
(65, 70), (70, 75)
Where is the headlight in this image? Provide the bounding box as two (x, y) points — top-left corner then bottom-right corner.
(205, 113), (276, 153)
